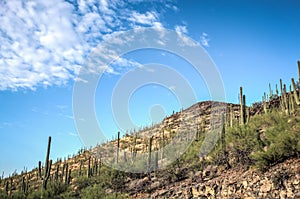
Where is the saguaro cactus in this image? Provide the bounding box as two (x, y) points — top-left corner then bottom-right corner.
(246, 107), (250, 123)
(243, 94), (246, 123)
(94, 158), (99, 176)
(117, 131), (120, 163)
(148, 136), (153, 172)
(38, 161), (42, 179)
(5, 180), (9, 195)
(67, 169), (71, 185)
(221, 113), (230, 168)
(55, 164), (59, 182)
(132, 133), (137, 161)
(229, 104), (233, 127)
(291, 78), (300, 105)
(289, 92), (295, 114)
(87, 156), (91, 178)
(21, 176), (27, 194)
(269, 83), (273, 100)
(239, 87), (246, 125)
(262, 93), (268, 114)
(161, 129), (165, 160)
(43, 136), (52, 190)
(221, 113), (226, 151)
(298, 60), (300, 84)
(79, 160), (83, 176)
(64, 163), (69, 185)
(283, 84), (289, 115)
(279, 79), (285, 112)
(61, 163), (65, 182)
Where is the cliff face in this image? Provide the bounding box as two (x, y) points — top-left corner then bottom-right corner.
(131, 158), (300, 198)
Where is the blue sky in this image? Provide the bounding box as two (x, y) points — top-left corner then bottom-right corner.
(0, 0), (300, 176)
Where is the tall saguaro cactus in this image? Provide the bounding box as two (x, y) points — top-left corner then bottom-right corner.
(161, 129), (165, 160)
(43, 136), (52, 190)
(148, 136), (153, 172)
(132, 133), (137, 161)
(21, 176), (28, 194)
(55, 164), (59, 182)
(243, 94), (246, 123)
(229, 104), (233, 127)
(291, 78), (300, 105)
(239, 87), (246, 125)
(269, 83), (273, 100)
(116, 131), (120, 163)
(87, 156), (91, 178)
(5, 180), (9, 195)
(279, 79), (285, 112)
(262, 93), (267, 114)
(64, 163), (69, 185)
(221, 113), (226, 151)
(283, 84), (289, 114)
(298, 60), (300, 85)
(38, 161), (42, 179)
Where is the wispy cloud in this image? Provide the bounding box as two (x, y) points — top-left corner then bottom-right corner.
(68, 132), (78, 137)
(0, 0), (178, 91)
(174, 25), (197, 47)
(64, 115), (74, 120)
(200, 32), (210, 47)
(0, 121), (21, 129)
(129, 11), (158, 25)
(175, 25), (188, 35)
(31, 106), (49, 115)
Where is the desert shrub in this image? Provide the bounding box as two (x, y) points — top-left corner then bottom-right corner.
(252, 130), (300, 171)
(27, 182), (68, 199)
(251, 112), (300, 170)
(79, 184), (106, 199)
(209, 110), (300, 170)
(73, 176), (95, 191)
(215, 124), (260, 168)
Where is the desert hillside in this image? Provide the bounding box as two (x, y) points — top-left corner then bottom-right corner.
(0, 64), (300, 198)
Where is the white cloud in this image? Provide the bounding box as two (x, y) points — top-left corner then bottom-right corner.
(129, 11), (158, 25)
(68, 132), (78, 137)
(175, 25), (188, 35)
(0, 0), (178, 91)
(113, 58), (143, 69)
(65, 115), (74, 120)
(174, 25), (198, 47)
(200, 32), (210, 47)
(0, 0), (82, 90)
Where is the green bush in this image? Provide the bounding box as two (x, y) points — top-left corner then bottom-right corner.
(249, 111), (299, 170)
(27, 182), (68, 199)
(208, 110), (300, 171)
(252, 129), (300, 171)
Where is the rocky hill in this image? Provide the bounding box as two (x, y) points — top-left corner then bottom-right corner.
(0, 69), (300, 198)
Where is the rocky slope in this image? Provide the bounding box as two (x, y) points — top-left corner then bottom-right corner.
(131, 158), (300, 198)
